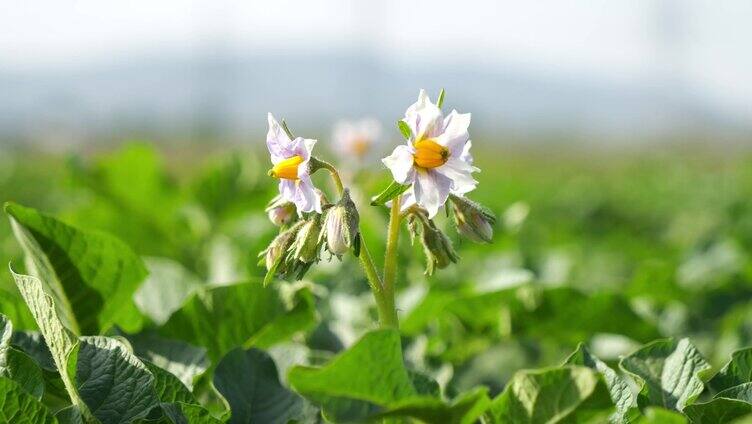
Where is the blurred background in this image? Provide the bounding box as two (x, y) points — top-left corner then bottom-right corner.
(2, 0), (752, 395)
(1, 0), (751, 147)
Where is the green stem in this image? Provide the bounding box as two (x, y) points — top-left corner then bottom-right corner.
(317, 158), (397, 328)
(382, 194), (402, 327)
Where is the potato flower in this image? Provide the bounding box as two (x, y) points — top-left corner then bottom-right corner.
(382, 90), (477, 218)
(332, 118), (382, 163)
(266, 113), (322, 214)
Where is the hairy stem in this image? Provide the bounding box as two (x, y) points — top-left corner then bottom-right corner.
(316, 158), (397, 327)
(382, 194), (401, 327)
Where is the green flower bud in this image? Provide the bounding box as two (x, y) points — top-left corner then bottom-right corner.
(321, 189), (361, 257)
(449, 194), (495, 243)
(260, 220), (303, 271)
(289, 214), (323, 264)
(265, 195), (297, 226)
(420, 221), (459, 276)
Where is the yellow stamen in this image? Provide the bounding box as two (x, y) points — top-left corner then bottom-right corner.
(413, 138), (449, 169)
(270, 155), (304, 180)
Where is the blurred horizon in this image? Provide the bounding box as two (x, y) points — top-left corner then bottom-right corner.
(1, 0), (750, 147)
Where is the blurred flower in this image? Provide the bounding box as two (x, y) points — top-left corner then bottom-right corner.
(332, 118), (382, 163)
(321, 189), (361, 257)
(449, 194), (495, 243)
(382, 89), (478, 218)
(265, 195), (297, 226)
(266, 113), (322, 214)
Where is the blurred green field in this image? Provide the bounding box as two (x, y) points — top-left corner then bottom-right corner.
(2, 141), (752, 421)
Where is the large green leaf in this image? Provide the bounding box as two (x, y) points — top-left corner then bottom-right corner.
(67, 336), (160, 424)
(126, 332), (208, 390)
(162, 402), (223, 424)
(0, 376), (57, 423)
(620, 338), (711, 411)
(485, 366), (615, 423)
(0, 314), (44, 399)
(709, 348), (752, 393)
(144, 361), (196, 405)
(158, 282), (317, 361)
(10, 268), (91, 420)
(564, 343), (634, 422)
(683, 398), (752, 424)
(289, 329), (489, 423)
(6, 202), (147, 334)
(134, 257), (203, 326)
(214, 348), (304, 424)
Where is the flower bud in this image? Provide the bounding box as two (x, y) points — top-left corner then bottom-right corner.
(449, 194), (495, 243)
(260, 221), (303, 271)
(289, 215), (323, 264)
(265, 195), (296, 226)
(321, 189), (361, 257)
(420, 221), (459, 276)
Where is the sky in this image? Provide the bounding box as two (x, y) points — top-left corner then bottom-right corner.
(0, 0), (750, 125)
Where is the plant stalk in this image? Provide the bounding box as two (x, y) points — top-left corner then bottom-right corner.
(317, 159), (398, 328)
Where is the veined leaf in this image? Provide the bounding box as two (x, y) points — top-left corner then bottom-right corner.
(289, 329), (488, 423)
(67, 336), (160, 424)
(215, 348), (305, 424)
(565, 343), (634, 422)
(144, 361), (196, 405)
(485, 366), (615, 423)
(0, 314), (44, 399)
(683, 398), (752, 424)
(620, 338), (711, 411)
(370, 181), (410, 207)
(10, 268), (92, 420)
(5, 202), (147, 334)
(0, 376), (57, 423)
(158, 282), (317, 361)
(126, 332), (208, 390)
(162, 402), (223, 424)
(709, 347), (752, 394)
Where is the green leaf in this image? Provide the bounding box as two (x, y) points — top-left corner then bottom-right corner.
(134, 257), (203, 326)
(397, 120), (413, 141)
(370, 181), (410, 207)
(158, 282), (316, 361)
(684, 398), (752, 424)
(6, 202), (147, 334)
(634, 407), (687, 423)
(144, 361), (196, 405)
(67, 336), (160, 424)
(378, 387), (490, 424)
(214, 348), (304, 424)
(492, 365), (614, 423)
(289, 329), (487, 423)
(564, 343), (634, 422)
(162, 402), (223, 424)
(126, 332), (208, 390)
(718, 382), (752, 402)
(620, 338), (711, 411)
(55, 405), (84, 424)
(709, 348), (752, 393)
(11, 331), (56, 371)
(486, 366), (614, 423)
(0, 376), (57, 423)
(436, 88), (446, 108)
(0, 314), (44, 399)
(10, 268), (91, 420)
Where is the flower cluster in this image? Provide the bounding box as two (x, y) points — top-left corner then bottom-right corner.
(260, 89), (495, 282)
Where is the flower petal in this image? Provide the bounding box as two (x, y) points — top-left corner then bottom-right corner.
(267, 113), (294, 163)
(434, 157), (478, 195)
(437, 110), (471, 157)
(404, 89), (443, 141)
(291, 137), (316, 161)
(413, 169), (452, 218)
(382, 144), (416, 184)
(294, 174), (322, 214)
(459, 140), (474, 165)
